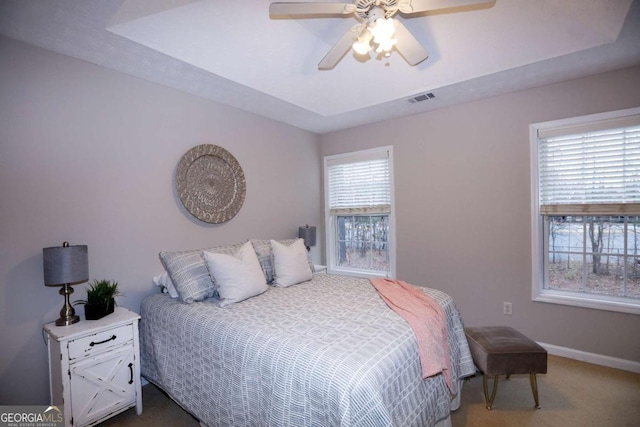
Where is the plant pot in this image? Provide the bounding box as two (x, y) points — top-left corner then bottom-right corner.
(84, 299), (115, 320)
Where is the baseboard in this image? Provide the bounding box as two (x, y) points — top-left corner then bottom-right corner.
(539, 342), (640, 374)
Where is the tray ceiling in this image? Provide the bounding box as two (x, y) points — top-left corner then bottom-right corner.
(1, 0), (639, 134)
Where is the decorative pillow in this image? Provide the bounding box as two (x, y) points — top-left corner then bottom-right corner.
(152, 272), (179, 298)
(159, 243), (243, 303)
(203, 241), (268, 307)
(270, 238), (313, 287)
(251, 238), (314, 284)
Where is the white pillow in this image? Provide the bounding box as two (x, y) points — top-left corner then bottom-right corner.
(270, 238), (313, 287)
(203, 241), (268, 307)
(153, 272), (179, 298)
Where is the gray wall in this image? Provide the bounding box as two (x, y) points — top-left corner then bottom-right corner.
(0, 37), (321, 404)
(320, 66), (640, 363)
(2, 32), (639, 406)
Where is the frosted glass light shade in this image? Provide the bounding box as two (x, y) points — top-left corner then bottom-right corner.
(353, 29), (373, 55)
(370, 18), (397, 53)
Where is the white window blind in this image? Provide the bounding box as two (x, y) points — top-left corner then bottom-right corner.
(538, 114), (640, 215)
(327, 149), (390, 215)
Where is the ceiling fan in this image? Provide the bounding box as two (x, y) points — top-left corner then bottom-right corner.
(270, 0), (494, 70)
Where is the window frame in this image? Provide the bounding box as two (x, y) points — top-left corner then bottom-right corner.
(324, 146), (396, 278)
(530, 107), (640, 315)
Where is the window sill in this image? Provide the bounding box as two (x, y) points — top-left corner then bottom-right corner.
(327, 267), (391, 279)
(313, 265), (327, 274)
(534, 290), (640, 315)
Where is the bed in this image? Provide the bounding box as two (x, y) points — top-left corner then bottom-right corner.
(140, 268), (475, 427)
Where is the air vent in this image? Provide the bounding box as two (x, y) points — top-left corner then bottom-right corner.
(408, 92), (435, 103)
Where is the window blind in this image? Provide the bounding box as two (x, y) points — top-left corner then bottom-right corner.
(538, 114), (640, 215)
(327, 150), (390, 215)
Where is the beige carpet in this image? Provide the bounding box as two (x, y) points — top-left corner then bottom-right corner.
(101, 355), (640, 427)
(451, 355), (640, 427)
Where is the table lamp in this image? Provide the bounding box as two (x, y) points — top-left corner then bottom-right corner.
(43, 241), (88, 326)
(298, 225), (316, 251)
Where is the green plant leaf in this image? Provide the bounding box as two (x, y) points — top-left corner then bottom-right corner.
(73, 279), (124, 308)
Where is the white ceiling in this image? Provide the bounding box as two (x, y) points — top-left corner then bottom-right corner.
(1, 0), (640, 134)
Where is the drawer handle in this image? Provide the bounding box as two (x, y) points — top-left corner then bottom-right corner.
(89, 335), (116, 347)
(128, 362), (134, 384)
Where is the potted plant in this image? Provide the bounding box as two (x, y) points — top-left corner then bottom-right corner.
(74, 279), (124, 320)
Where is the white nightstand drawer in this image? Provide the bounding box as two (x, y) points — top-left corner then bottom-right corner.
(68, 323), (133, 360)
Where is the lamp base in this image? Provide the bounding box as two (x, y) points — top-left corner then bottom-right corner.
(55, 283), (80, 326)
(55, 315), (80, 326)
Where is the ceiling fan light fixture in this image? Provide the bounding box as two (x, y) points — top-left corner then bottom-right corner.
(352, 29), (373, 55)
(370, 17), (395, 41)
(374, 36), (397, 53)
(370, 17), (397, 53)
(271, 0), (493, 70)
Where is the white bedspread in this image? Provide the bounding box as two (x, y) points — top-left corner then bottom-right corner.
(140, 274), (475, 427)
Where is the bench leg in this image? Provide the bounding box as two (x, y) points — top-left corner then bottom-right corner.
(482, 374), (500, 410)
(529, 373), (541, 409)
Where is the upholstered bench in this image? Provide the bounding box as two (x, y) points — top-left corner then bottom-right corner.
(464, 326), (547, 410)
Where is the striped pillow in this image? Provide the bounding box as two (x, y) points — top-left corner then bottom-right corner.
(251, 238), (314, 284)
(159, 243), (243, 303)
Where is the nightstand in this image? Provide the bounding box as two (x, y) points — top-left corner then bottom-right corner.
(44, 307), (142, 427)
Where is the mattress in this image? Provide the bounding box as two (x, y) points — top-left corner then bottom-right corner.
(140, 273), (474, 427)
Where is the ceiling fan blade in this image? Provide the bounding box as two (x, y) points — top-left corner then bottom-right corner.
(393, 20), (429, 66)
(318, 28), (358, 70)
(399, 0), (494, 14)
(270, 2), (355, 17)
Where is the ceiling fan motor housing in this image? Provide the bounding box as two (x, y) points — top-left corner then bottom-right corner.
(355, 0), (400, 20)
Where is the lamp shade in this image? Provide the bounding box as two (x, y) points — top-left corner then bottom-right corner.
(43, 243), (89, 286)
(298, 225), (316, 248)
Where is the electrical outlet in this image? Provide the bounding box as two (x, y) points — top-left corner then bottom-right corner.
(503, 302), (512, 315)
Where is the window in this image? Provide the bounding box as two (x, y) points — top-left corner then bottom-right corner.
(324, 146), (395, 277)
(530, 107), (640, 314)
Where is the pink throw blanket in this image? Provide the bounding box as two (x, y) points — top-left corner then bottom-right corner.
(370, 278), (453, 393)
